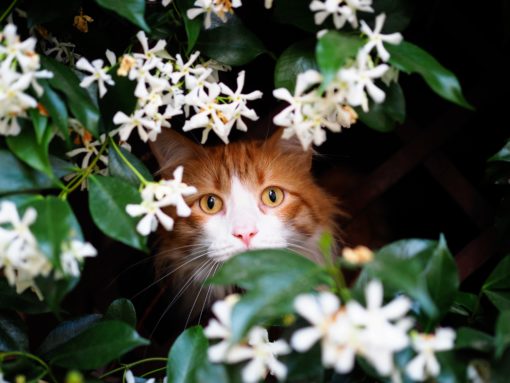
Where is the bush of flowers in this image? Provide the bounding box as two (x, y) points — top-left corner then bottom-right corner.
(0, 0), (508, 382)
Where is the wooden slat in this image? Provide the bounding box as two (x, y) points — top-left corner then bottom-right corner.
(456, 227), (498, 281)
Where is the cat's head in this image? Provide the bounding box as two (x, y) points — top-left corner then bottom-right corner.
(150, 128), (339, 270)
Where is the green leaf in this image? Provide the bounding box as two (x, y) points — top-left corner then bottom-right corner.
(274, 40), (317, 92)
(0, 279), (49, 314)
(387, 41), (474, 110)
(489, 138), (510, 163)
(359, 239), (439, 319)
(272, 0), (317, 33)
(0, 151), (59, 195)
(176, 0), (202, 54)
(424, 234), (459, 320)
(49, 320), (149, 369)
(485, 291), (510, 311)
(167, 326), (208, 383)
(6, 120), (54, 177)
(0, 311), (28, 352)
(41, 57), (100, 137)
(29, 108), (49, 144)
(105, 298), (137, 328)
(29, 196), (83, 268)
(212, 249), (331, 342)
(455, 327), (493, 353)
(35, 276), (79, 315)
(496, 311), (510, 358)
(38, 314), (102, 356)
(88, 175), (147, 251)
(39, 81), (69, 141)
(95, 0), (150, 31)
(357, 82), (406, 132)
(108, 146), (153, 187)
(196, 16), (267, 66)
(196, 359), (229, 383)
(316, 31), (364, 86)
(284, 342), (323, 382)
(483, 255), (510, 311)
(450, 291), (478, 316)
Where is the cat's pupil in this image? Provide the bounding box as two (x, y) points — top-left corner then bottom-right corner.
(268, 189), (277, 203)
(207, 195), (215, 209)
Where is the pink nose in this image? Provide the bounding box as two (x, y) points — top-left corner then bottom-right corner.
(232, 227), (258, 247)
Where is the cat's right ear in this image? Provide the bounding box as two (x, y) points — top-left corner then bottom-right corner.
(149, 129), (204, 176)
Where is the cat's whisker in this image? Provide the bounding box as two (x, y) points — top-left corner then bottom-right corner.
(149, 259), (214, 339)
(183, 261), (216, 329)
(131, 250), (211, 300)
(197, 262), (220, 326)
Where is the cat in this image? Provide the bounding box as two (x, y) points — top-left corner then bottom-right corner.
(148, 127), (341, 323)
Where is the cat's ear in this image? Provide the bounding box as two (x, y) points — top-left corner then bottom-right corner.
(267, 128), (313, 169)
(149, 129), (204, 176)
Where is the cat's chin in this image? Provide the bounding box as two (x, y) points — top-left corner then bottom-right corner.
(208, 241), (289, 263)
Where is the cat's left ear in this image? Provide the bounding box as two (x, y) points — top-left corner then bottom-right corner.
(149, 128), (204, 176)
(267, 127), (314, 170)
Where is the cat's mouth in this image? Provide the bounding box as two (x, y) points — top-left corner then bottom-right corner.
(209, 241), (288, 262)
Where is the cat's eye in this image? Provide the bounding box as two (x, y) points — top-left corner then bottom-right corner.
(199, 194), (223, 214)
(261, 186), (284, 207)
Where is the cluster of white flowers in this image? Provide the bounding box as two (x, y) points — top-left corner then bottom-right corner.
(205, 294), (291, 383)
(75, 31), (262, 145)
(0, 23), (53, 136)
(187, 0), (274, 29)
(273, 11), (403, 150)
(290, 280), (455, 380)
(0, 201), (96, 298)
(126, 166), (197, 236)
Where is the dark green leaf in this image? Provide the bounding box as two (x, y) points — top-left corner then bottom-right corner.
(6, 119), (54, 177)
(95, 0), (150, 31)
(0, 311), (28, 352)
(495, 311), (510, 358)
(38, 314), (102, 356)
(484, 255), (510, 291)
(39, 80), (69, 141)
(357, 82), (406, 132)
(41, 57), (100, 137)
(88, 175), (147, 251)
(316, 31), (364, 86)
(0, 151), (59, 195)
(485, 291), (510, 311)
(424, 234), (459, 320)
(0, 279), (48, 314)
(360, 239), (439, 319)
(450, 291), (478, 316)
(455, 327), (493, 353)
(274, 40), (317, 92)
(29, 108), (49, 144)
(196, 16), (266, 66)
(196, 359), (229, 383)
(29, 196), (83, 268)
(108, 146), (153, 187)
(284, 342), (324, 382)
(49, 320), (149, 369)
(387, 41), (474, 110)
(366, 0), (415, 32)
(167, 326), (208, 383)
(212, 249), (331, 341)
(35, 276), (79, 315)
(272, 0), (317, 33)
(176, 0), (202, 54)
(105, 298), (137, 328)
(489, 138), (510, 163)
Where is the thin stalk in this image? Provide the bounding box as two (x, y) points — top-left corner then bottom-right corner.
(99, 357), (168, 379)
(0, 351), (57, 383)
(0, 0), (19, 23)
(140, 366), (167, 378)
(109, 137), (148, 186)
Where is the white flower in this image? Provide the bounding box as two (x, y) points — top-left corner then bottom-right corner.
(113, 109), (160, 142)
(264, 0), (273, 9)
(125, 370), (154, 383)
(406, 328), (456, 381)
(310, 0), (351, 29)
(126, 166), (197, 236)
(344, 0), (374, 28)
(133, 31), (169, 63)
(59, 239), (97, 277)
(162, 0), (173, 6)
(205, 294), (290, 383)
(360, 13), (403, 62)
(187, 0), (215, 29)
(66, 134), (108, 170)
(76, 57), (114, 98)
(346, 279), (412, 376)
(0, 24), (38, 72)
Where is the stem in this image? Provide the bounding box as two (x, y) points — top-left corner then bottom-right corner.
(59, 139), (109, 199)
(140, 366), (167, 378)
(109, 137), (148, 186)
(0, 0), (19, 23)
(99, 357), (168, 379)
(320, 234), (350, 302)
(0, 351), (57, 383)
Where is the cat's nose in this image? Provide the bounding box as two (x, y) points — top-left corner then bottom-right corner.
(232, 227), (258, 247)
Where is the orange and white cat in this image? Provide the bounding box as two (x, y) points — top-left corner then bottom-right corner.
(149, 128), (340, 319)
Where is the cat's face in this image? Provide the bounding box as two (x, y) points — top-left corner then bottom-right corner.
(150, 128), (338, 293)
